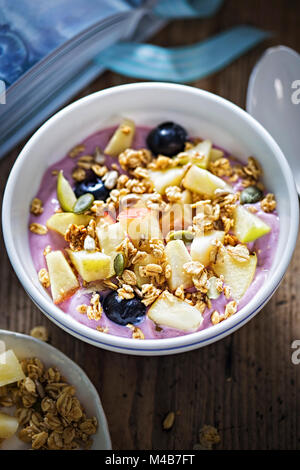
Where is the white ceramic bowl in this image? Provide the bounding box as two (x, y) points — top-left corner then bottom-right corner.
(2, 83), (299, 356)
(0, 330), (111, 450)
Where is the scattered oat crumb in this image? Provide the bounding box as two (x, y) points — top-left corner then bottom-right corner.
(247, 206), (258, 213)
(30, 326), (49, 342)
(121, 125), (132, 135)
(162, 411), (175, 430)
(91, 164), (108, 178)
(211, 310), (224, 325)
(86, 293), (102, 321)
(224, 300), (237, 319)
(121, 269), (137, 286)
(117, 284), (135, 300)
(223, 285), (231, 299)
(260, 193), (276, 213)
(38, 268), (50, 288)
(68, 144), (85, 158)
(197, 425), (221, 450)
(51, 169), (59, 176)
(29, 223), (48, 235)
(43, 245), (52, 256)
(227, 244), (250, 262)
(96, 326), (109, 333)
(30, 198), (43, 216)
(72, 166), (86, 182)
(126, 324), (145, 339)
(76, 304), (88, 314)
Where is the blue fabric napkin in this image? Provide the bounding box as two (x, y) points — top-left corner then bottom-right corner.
(96, 25), (270, 83)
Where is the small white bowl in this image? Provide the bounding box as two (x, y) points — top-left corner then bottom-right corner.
(0, 330), (111, 450)
(2, 83), (299, 355)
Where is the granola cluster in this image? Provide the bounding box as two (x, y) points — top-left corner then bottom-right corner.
(0, 357), (98, 450)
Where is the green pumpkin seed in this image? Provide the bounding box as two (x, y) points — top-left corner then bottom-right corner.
(114, 253), (125, 276)
(240, 185), (263, 204)
(207, 276), (221, 300)
(169, 230), (195, 243)
(73, 193), (94, 214)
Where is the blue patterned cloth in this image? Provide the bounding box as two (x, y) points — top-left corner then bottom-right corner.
(0, 0), (269, 87)
(0, 0), (270, 157)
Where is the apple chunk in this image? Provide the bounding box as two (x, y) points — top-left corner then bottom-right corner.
(0, 412), (19, 439)
(119, 208), (162, 245)
(46, 250), (79, 304)
(147, 167), (186, 194)
(0, 349), (25, 387)
(183, 165), (231, 197)
(96, 222), (126, 255)
(148, 292), (203, 331)
(67, 249), (113, 282)
(46, 213), (92, 236)
(210, 148), (224, 162)
(213, 247), (257, 300)
(104, 118), (135, 156)
(191, 230), (225, 266)
(175, 140), (212, 169)
(233, 205), (271, 243)
(165, 239), (193, 290)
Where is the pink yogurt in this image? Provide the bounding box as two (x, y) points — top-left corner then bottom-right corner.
(28, 126), (280, 339)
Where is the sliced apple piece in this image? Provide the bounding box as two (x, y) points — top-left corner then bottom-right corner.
(161, 203), (193, 236)
(104, 119), (135, 156)
(191, 230), (225, 266)
(119, 208), (161, 245)
(0, 350), (25, 387)
(46, 213), (92, 236)
(181, 189), (192, 204)
(0, 412), (19, 439)
(67, 249), (113, 282)
(210, 148), (224, 162)
(96, 222), (126, 255)
(147, 167), (186, 194)
(165, 239), (193, 290)
(183, 165), (231, 197)
(57, 170), (77, 212)
(175, 140), (212, 169)
(233, 205), (271, 243)
(46, 250), (79, 304)
(213, 247), (257, 300)
(148, 292), (203, 331)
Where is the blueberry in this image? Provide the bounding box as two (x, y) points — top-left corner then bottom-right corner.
(74, 176), (109, 201)
(146, 121), (188, 157)
(103, 291), (146, 326)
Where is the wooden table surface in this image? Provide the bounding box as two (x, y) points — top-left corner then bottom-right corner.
(1, 0), (300, 450)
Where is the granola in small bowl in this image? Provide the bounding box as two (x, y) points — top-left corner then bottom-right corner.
(0, 332), (110, 450)
(28, 119), (279, 340)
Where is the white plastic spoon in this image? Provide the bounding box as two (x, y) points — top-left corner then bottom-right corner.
(247, 46), (300, 193)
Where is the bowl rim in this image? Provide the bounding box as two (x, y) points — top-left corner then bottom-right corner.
(0, 328), (112, 449)
(3, 82), (299, 353)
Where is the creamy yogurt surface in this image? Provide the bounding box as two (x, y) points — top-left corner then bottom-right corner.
(28, 124), (280, 339)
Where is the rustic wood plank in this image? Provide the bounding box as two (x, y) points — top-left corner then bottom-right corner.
(0, 0), (300, 450)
